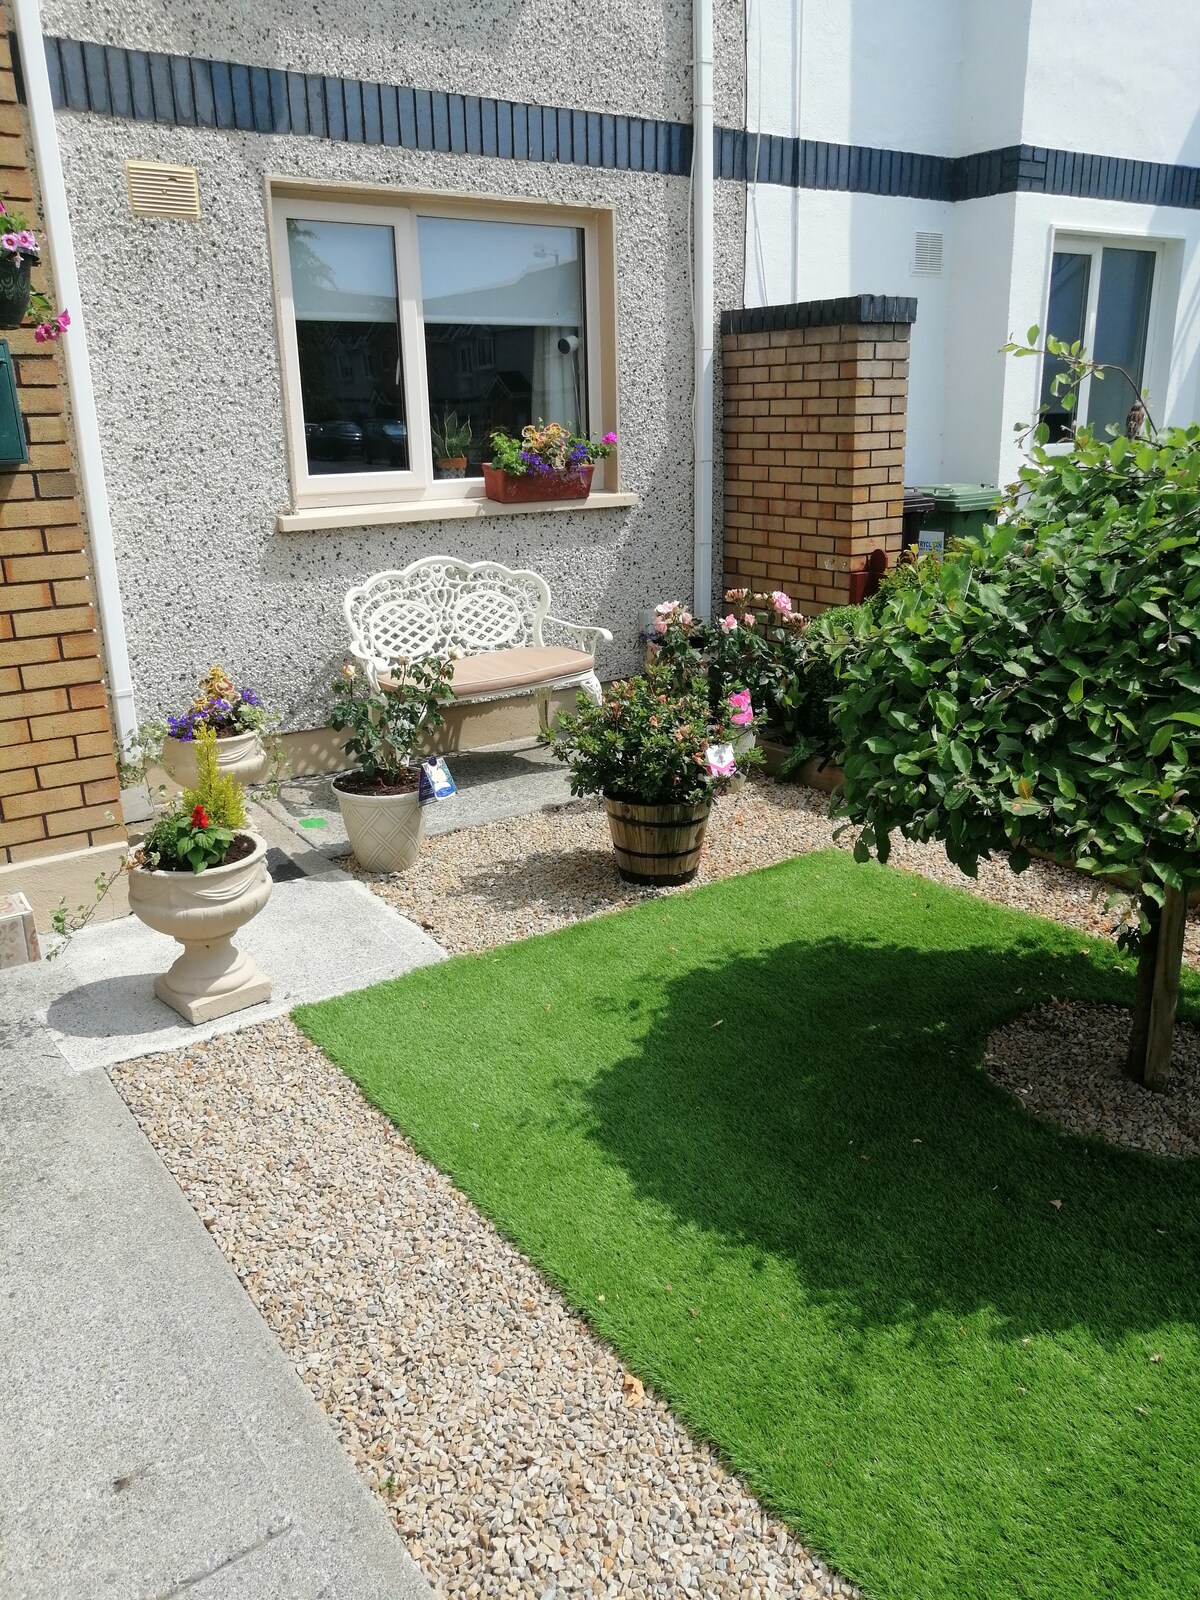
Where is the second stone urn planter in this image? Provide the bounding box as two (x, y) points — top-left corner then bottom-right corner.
(127, 832), (273, 1023)
(162, 729), (270, 789)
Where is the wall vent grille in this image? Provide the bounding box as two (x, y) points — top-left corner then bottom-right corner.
(912, 230), (943, 276)
(124, 159), (201, 220)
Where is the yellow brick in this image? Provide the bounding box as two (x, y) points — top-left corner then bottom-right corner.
(13, 604), (95, 638)
(3, 782), (84, 820)
(27, 705), (109, 740)
(37, 753), (117, 789)
(0, 735), (72, 772)
(47, 801), (117, 837)
(4, 552), (86, 582)
(52, 579), (93, 607)
(20, 656), (101, 691)
(0, 496), (76, 527)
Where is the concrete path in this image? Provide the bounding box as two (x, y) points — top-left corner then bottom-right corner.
(4, 805), (444, 1072)
(1, 816), (443, 1598)
(263, 737), (572, 860)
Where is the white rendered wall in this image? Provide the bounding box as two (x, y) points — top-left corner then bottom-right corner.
(744, 0), (1200, 488)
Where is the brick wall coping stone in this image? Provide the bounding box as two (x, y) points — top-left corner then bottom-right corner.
(721, 295), (918, 337)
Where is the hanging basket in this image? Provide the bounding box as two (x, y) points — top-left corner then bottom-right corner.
(603, 795), (711, 886)
(482, 462), (594, 504)
(0, 256), (32, 330)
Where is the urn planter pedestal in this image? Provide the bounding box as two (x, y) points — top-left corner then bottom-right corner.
(127, 833), (273, 1024)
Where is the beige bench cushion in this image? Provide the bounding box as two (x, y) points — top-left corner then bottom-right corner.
(383, 646), (594, 699)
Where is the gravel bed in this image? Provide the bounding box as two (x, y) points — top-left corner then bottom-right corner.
(353, 775), (1187, 962)
(113, 1020), (859, 1600)
(985, 1000), (1200, 1158)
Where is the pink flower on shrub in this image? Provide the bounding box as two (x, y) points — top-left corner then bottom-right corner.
(602, 431), (617, 445)
(744, 612), (757, 628)
(719, 613), (738, 633)
(728, 689), (754, 727)
(33, 310), (69, 344)
(770, 590), (792, 614)
(655, 600), (679, 615)
(706, 748), (737, 778)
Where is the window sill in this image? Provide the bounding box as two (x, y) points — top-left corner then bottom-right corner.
(276, 490), (640, 534)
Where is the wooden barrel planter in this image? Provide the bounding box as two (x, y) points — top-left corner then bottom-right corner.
(603, 796), (711, 886)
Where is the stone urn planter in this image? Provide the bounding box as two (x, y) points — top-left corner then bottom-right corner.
(127, 833), (272, 1024)
(162, 729), (270, 789)
(482, 462), (594, 504)
(333, 776), (425, 872)
(603, 796), (711, 886)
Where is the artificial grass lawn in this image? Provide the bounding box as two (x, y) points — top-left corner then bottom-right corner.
(297, 851), (1200, 1600)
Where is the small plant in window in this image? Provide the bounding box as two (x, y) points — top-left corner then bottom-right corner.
(0, 200), (69, 339)
(430, 412), (472, 478)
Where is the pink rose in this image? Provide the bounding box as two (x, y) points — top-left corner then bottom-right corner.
(770, 590), (792, 614)
(719, 614), (738, 633)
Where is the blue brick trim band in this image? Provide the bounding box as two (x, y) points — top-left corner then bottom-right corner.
(44, 36), (1200, 211)
(43, 36), (693, 176)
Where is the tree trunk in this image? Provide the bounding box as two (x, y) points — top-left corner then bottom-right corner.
(1124, 887), (1187, 1090)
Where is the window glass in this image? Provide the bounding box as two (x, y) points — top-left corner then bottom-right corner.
(286, 218), (408, 475)
(417, 216), (586, 477)
(1039, 251), (1089, 441)
(1088, 247), (1155, 437)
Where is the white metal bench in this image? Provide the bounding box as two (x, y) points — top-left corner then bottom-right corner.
(344, 555), (610, 726)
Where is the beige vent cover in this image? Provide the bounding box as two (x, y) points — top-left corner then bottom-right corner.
(912, 230), (944, 276)
(125, 159), (201, 220)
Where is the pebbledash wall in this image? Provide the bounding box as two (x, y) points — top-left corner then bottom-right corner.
(40, 0), (747, 733)
(742, 0), (1200, 489)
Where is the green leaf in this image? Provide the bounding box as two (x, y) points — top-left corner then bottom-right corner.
(1068, 678), (1085, 705)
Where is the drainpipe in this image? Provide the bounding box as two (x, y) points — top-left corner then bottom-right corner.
(11, 0), (138, 753)
(692, 0), (715, 619)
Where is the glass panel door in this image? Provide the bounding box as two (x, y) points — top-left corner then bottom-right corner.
(1088, 247), (1155, 438)
(1039, 251), (1090, 441)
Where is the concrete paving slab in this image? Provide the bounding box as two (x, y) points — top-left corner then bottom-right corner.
(264, 738), (574, 859)
(0, 1023), (435, 1600)
(2, 829), (444, 1073)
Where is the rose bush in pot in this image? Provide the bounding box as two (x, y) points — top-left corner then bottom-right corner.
(542, 665), (747, 885)
(329, 655), (453, 872)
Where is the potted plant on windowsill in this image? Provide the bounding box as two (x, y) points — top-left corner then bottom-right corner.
(126, 728), (272, 1023)
(161, 664), (276, 788)
(431, 411), (472, 479)
(329, 655), (454, 872)
(482, 421), (616, 504)
(0, 199), (70, 336)
(542, 665), (744, 885)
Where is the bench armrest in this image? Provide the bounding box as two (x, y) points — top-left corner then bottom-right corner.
(545, 616), (614, 657)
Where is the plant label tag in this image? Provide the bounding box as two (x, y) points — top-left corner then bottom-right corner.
(918, 526), (945, 557)
(705, 742), (736, 778)
(418, 757), (456, 805)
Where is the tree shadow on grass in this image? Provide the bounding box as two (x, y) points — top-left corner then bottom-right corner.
(580, 930), (1200, 1342)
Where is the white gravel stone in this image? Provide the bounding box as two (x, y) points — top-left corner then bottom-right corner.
(114, 1019), (856, 1600)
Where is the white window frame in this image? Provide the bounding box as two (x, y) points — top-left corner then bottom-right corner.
(1042, 231), (1166, 434)
(269, 185), (612, 513)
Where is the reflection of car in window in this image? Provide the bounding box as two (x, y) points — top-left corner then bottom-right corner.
(305, 420), (364, 461)
(363, 419), (408, 466)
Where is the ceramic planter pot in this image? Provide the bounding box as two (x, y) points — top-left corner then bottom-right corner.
(333, 777), (425, 872)
(482, 462), (594, 504)
(162, 729), (269, 788)
(0, 255), (31, 329)
(603, 795), (711, 886)
(127, 832), (272, 1024)
(434, 455), (467, 479)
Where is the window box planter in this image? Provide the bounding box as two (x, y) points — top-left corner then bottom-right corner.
(126, 832), (272, 1023)
(482, 462), (594, 505)
(603, 796), (711, 886)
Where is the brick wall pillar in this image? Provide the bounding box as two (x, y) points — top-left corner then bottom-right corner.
(721, 295), (915, 612)
(0, 21), (126, 926)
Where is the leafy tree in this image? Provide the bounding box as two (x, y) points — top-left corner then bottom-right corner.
(831, 339), (1200, 1087)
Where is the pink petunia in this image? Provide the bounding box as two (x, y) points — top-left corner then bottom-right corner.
(602, 431), (617, 445)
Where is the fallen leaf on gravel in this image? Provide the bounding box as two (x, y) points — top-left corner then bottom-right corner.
(622, 1374), (645, 1407)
